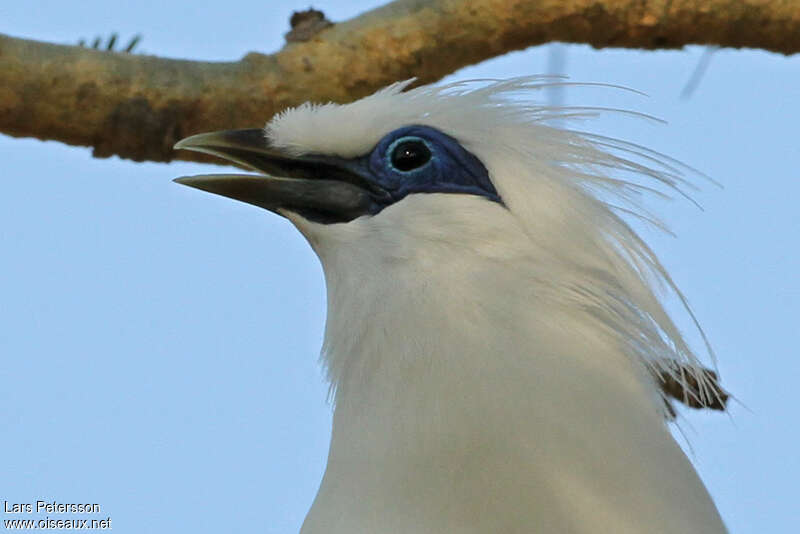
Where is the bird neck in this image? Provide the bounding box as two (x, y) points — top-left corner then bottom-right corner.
(297, 201), (724, 533)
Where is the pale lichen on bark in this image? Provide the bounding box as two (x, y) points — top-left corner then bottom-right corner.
(0, 0), (798, 163)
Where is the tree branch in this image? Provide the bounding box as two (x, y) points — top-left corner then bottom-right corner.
(1, 0), (798, 162)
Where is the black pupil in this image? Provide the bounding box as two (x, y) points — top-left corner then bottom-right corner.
(391, 140), (431, 172)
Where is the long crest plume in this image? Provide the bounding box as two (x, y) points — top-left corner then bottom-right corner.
(266, 77), (728, 416)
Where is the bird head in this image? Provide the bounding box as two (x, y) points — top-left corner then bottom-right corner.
(173, 79), (624, 271)
(174, 77), (723, 414)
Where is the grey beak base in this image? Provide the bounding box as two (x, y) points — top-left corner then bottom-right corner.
(173, 129), (378, 223)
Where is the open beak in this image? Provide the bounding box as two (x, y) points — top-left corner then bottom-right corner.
(173, 129), (383, 223)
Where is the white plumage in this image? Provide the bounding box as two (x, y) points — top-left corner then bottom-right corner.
(178, 77), (728, 533)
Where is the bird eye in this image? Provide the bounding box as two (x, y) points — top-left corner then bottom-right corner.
(389, 139), (432, 172)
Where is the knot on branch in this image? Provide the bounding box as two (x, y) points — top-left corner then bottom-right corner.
(285, 8), (333, 43)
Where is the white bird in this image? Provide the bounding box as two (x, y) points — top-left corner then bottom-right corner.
(174, 77), (728, 534)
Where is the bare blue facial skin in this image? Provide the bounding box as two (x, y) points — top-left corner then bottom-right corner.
(300, 125), (503, 223)
(366, 125), (502, 207)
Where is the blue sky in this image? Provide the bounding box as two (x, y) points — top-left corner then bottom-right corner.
(1, 1), (798, 532)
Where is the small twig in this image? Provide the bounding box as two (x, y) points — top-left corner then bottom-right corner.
(680, 46), (719, 99)
(123, 35), (141, 53)
(77, 32), (142, 53)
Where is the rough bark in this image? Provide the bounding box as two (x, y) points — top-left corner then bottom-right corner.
(1, 0), (798, 163)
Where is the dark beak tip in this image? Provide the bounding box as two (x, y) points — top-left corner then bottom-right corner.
(173, 176), (218, 191)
